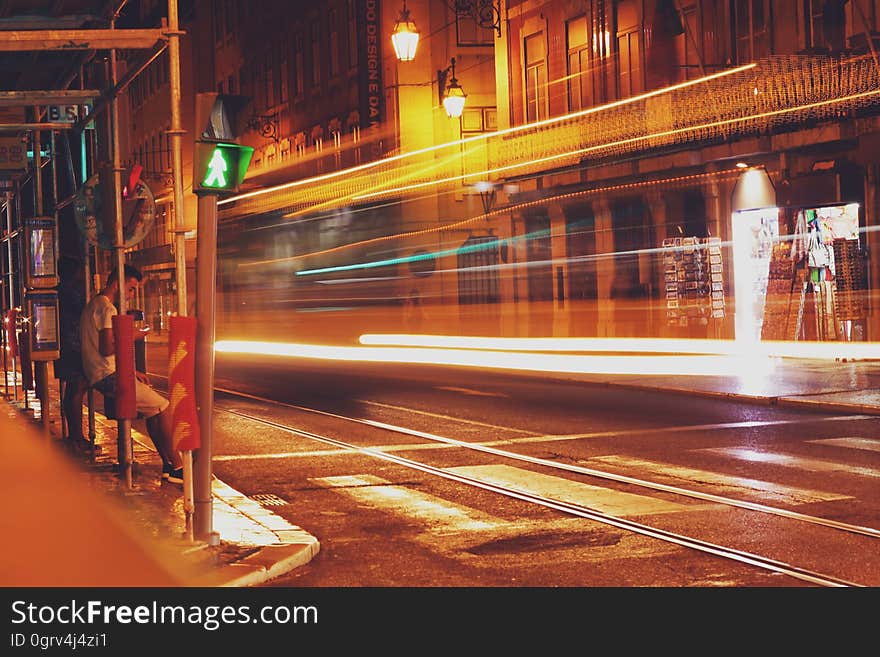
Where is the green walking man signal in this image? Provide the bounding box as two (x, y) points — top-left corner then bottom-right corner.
(204, 148), (228, 187)
(193, 141), (253, 194)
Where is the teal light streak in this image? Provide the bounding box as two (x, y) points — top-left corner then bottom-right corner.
(295, 228), (551, 277)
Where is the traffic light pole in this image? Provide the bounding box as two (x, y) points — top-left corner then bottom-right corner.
(193, 192), (218, 544)
(109, 37), (133, 489)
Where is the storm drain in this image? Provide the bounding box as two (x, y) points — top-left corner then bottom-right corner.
(251, 493), (289, 507)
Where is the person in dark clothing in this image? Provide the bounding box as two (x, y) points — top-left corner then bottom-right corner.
(54, 255), (95, 452)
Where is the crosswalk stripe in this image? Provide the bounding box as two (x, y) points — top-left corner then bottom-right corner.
(808, 437), (880, 453)
(703, 447), (880, 479)
(591, 455), (850, 504)
(448, 465), (691, 517)
(312, 474), (500, 532)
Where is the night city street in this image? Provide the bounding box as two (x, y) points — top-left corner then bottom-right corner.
(2, 0), (880, 646)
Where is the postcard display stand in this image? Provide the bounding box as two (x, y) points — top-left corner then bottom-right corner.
(663, 237), (725, 333)
(832, 238), (867, 341)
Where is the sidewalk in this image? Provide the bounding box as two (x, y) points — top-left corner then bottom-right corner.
(2, 349), (877, 587)
(1, 372), (319, 587)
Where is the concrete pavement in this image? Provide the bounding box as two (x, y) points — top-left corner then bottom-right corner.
(1, 348), (877, 587)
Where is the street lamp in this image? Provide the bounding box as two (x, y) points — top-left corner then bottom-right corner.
(391, 0), (420, 62)
(438, 57), (466, 118)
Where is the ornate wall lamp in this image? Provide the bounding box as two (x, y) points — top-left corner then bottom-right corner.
(391, 0), (420, 61)
(454, 0), (501, 37)
(246, 111), (280, 144)
(438, 57), (466, 118)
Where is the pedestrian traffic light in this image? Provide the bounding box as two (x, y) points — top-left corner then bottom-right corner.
(192, 141), (254, 194)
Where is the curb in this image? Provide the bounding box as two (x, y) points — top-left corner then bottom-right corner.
(198, 479), (321, 587)
(574, 377), (880, 415)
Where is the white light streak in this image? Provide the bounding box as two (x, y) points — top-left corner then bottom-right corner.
(214, 339), (776, 377)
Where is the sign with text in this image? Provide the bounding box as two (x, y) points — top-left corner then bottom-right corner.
(0, 137), (27, 170)
(47, 104), (92, 124)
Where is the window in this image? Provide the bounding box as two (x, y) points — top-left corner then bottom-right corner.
(734, 0), (771, 63)
(566, 4), (611, 111)
(264, 50), (275, 109)
(616, 0), (642, 98)
(524, 32), (547, 122)
(294, 33), (305, 97)
(279, 41), (289, 103)
(617, 30), (642, 97)
(347, 0), (358, 69)
(805, 0), (847, 51)
(567, 15), (591, 111)
(311, 21), (321, 87)
(674, 5), (701, 81)
(213, 0), (225, 44)
(461, 107), (498, 134)
(329, 9), (340, 77)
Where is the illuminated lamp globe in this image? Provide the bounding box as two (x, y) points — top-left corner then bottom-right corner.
(443, 79), (466, 118)
(391, 5), (419, 62)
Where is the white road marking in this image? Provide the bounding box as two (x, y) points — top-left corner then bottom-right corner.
(434, 386), (509, 398)
(313, 474), (501, 532)
(357, 398), (532, 433)
(448, 465), (691, 517)
(808, 437), (880, 453)
(704, 447), (880, 478)
(591, 455), (850, 504)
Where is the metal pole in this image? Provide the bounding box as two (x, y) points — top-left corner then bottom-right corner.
(5, 192), (17, 401)
(79, 66), (97, 461)
(16, 178), (29, 412)
(50, 128), (66, 439)
(167, 0), (187, 318)
(110, 31), (133, 489)
(167, 0), (195, 539)
(193, 193), (218, 545)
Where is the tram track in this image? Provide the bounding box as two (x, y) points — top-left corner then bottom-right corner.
(212, 385), (876, 587)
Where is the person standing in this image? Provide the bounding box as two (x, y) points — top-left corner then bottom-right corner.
(80, 264), (182, 484)
(54, 256), (95, 452)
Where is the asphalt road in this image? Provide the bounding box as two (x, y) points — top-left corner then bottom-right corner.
(158, 351), (880, 588)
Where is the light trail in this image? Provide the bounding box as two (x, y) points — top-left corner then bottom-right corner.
(213, 339), (777, 377)
(357, 334), (880, 361)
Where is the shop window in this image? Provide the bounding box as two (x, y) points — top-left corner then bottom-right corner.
(457, 236), (501, 305)
(564, 203), (598, 301)
(524, 212), (553, 302)
(524, 32), (547, 123)
(611, 198), (649, 299)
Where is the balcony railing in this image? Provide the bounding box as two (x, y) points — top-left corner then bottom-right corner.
(221, 53), (880, 222)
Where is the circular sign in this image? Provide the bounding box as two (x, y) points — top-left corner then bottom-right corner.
(74, 172), (156, 249)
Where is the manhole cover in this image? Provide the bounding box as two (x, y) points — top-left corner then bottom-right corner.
(251, 493), (288, 507)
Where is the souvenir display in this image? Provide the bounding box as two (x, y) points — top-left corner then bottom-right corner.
(663, 236), (724, 329)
